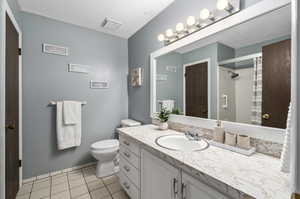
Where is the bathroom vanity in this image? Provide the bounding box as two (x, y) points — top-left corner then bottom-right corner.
(117, 125), (289, 199)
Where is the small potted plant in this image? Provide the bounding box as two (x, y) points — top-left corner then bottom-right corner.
(157, 108), (170, 130)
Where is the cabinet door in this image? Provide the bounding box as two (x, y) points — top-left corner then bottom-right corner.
(141, 149), (181, 199)
(182, 172), (229, 199)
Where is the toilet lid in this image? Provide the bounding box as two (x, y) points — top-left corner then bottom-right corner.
(91, 139), (119, 150)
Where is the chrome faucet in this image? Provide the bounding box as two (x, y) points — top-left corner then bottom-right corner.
(184, 131), (201, 141)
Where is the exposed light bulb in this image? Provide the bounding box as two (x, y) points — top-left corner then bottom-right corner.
(176, 23), (185, 32)
(217, 0), (229, 10)
(186, 16), (196, 27)
(217, 0), (233, 12)
(200, 8), (211, 20)
(157, 34), (165, 42)
(166, 29), (174, 38)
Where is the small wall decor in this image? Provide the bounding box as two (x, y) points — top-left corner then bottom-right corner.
(43, 43), (69, 56)
(68, 64), (90, 74)
(131, 67), (142, 87)
(90, 80), (109, 89)
(157, 74), (168, 81)
(166, 66), (177, 72)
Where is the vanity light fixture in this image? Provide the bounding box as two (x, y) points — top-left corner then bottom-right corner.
(200, 8), (214, 21)
(157, 0), (240, 44)
(217, 0), (234, 13)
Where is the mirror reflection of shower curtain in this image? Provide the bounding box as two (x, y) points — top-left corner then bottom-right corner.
(251, 57), (262, 125)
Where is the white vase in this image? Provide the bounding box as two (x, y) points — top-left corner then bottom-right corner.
(158, 122), (168, 130)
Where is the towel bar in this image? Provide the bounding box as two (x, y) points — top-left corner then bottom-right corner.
(49, 101), (87, 105)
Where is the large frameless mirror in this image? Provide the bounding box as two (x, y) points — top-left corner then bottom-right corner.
(152, 4), (291, 129)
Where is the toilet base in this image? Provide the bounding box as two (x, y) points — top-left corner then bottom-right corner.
(96, 161), (119, 178)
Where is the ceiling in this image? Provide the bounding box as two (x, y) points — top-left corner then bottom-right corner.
(18, 0), (175, 38)
(176, 4), (291, 54)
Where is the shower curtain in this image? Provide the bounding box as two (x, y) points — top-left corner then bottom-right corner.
(251, 57), (263, 125)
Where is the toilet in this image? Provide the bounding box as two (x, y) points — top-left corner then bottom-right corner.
(91, 139), (119, 178)
(91, 119), (141, 178)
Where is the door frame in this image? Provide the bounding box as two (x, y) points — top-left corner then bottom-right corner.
(183, 58), (211, 118)
(0, 1), (23, 198)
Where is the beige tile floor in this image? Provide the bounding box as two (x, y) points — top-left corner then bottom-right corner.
(16, 166), (130, 199)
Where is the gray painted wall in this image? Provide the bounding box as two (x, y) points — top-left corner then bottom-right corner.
(128, 0), (263, 123)
(7, 0), (21, 24)
(235, 35), (291, 57)
(21, 12), (128, 178)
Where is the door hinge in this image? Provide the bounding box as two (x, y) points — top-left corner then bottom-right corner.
(18, 160), (22, 167)
(18, 48), (22, 55)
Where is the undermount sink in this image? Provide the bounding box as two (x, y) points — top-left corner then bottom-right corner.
(155, 134), (209, 151)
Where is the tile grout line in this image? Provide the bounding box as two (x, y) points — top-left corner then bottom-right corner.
(66, 170), (73, 199)
(50, 173), (69, 197)
(74, 169), (91, 199)
(103, 179), (114, 199)
(28, 180), (33, 199)
(49, 175), (53, 199)
(82, 166), (110, 199)
(82, 168), (94, 198)
(69, 168), (93, 199)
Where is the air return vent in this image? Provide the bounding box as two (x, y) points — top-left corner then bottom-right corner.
(101, 17), (122, 31)
(43, 43), (69, 56)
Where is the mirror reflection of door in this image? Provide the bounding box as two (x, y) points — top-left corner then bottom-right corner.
(262, 39), (291, 128)
(185, 62), (208, 118)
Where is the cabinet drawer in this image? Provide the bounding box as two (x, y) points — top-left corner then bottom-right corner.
(120, 156), (140, 188)
(119, 172), (139, 199)
(120, 136), (140, 156)
(120, 145), (140, 170)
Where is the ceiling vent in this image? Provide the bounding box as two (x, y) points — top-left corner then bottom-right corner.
(101, 17), (122, 31)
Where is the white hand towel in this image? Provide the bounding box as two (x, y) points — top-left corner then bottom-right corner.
(56, 101), (82, 150)
(63, 101), (81, 125)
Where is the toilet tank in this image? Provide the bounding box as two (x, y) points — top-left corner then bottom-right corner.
(121, 119), (141, 127)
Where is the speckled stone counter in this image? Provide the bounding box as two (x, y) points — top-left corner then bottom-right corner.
(117, 125), (290, 199)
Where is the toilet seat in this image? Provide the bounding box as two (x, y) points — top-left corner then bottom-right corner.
(91, 139), (119, 151)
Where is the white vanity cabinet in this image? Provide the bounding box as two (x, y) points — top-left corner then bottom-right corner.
(119, 136), (141, 199)
(140, 149), (230, 199)
(141, 149), (181, 199)
(181, 172), (230, 199)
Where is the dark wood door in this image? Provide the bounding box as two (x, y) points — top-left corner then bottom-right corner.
(5, 13), (20, 199)
(185, 62), (208, 118)
(262, 39), (291, 128)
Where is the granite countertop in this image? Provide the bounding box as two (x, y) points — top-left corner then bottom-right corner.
(117, 124), (290, 199)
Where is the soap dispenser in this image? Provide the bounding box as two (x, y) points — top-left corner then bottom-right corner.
(213, 120), (225, 143)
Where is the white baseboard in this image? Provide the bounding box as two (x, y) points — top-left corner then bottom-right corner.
(22, 162), (96, 184)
